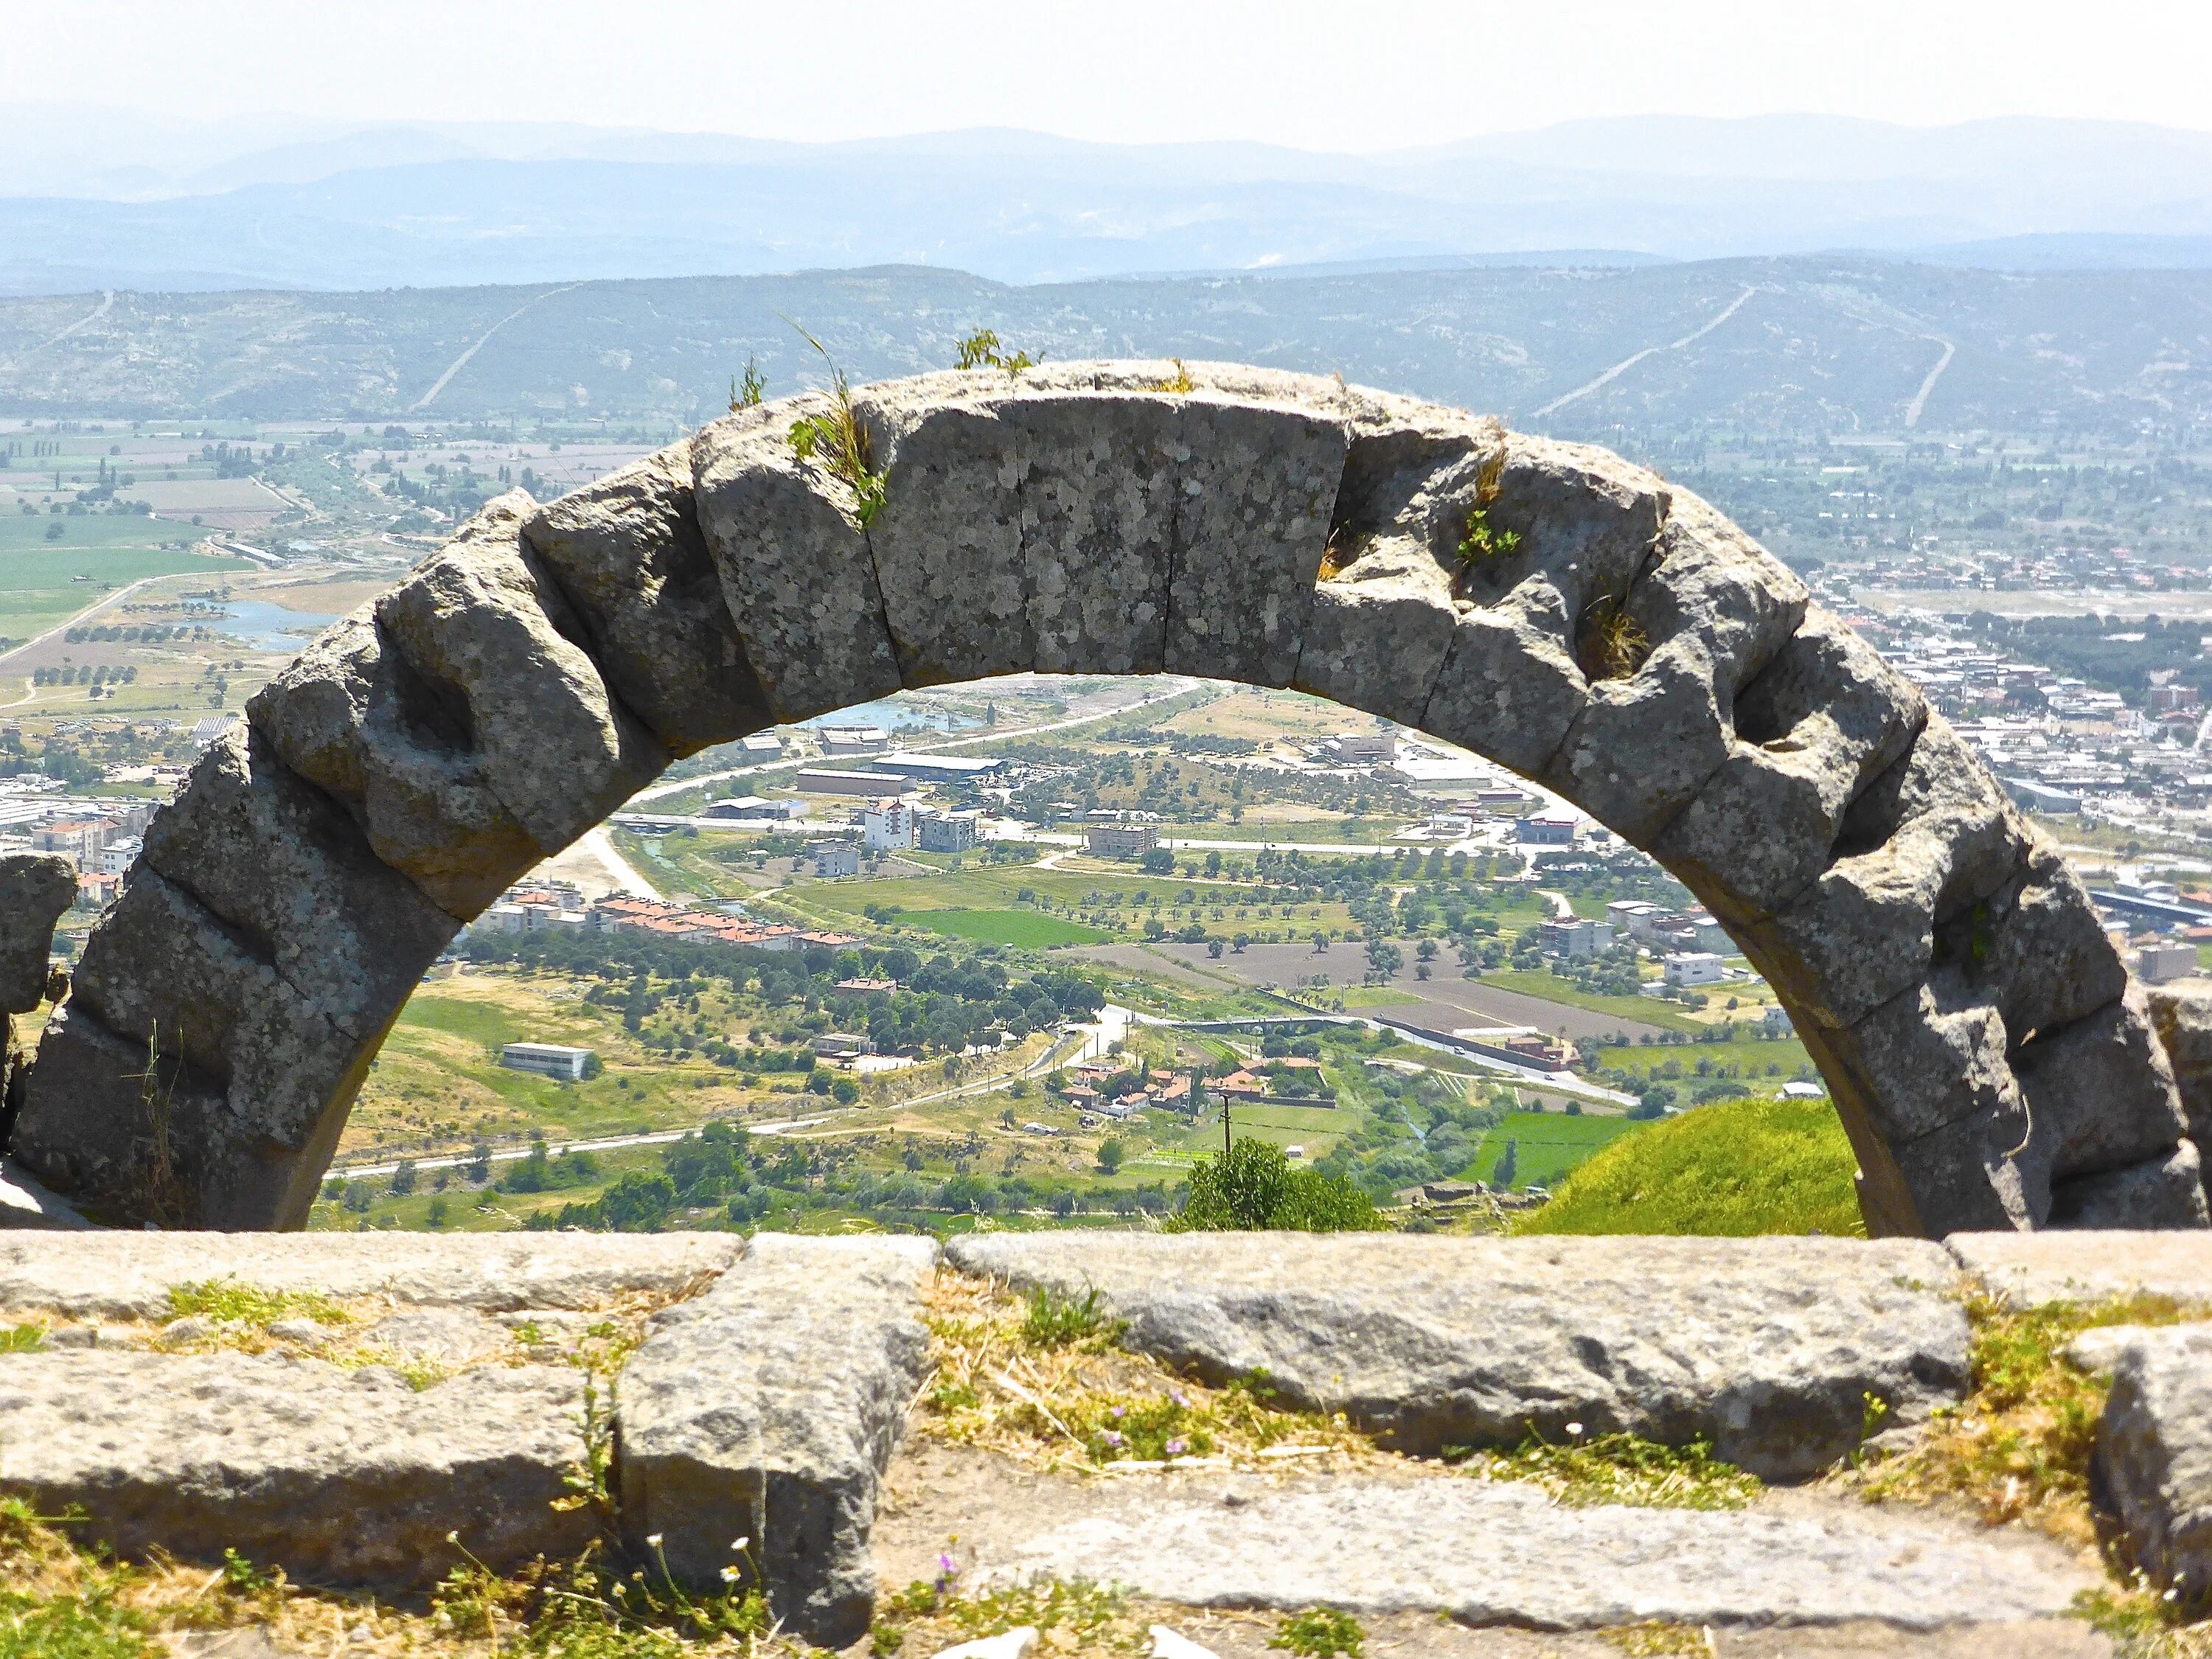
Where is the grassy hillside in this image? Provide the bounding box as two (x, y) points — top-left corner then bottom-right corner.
(1512, 1096), (1864, 1238)
(1465, 1110), (1644, 1191)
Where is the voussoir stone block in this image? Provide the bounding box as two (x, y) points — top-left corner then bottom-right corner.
(0, 1352), (594, 1587)
(522, 440), (773, 756)
(374, 490), (669, 860)
(945, 1232), (1966, 1480)
(2091, 1324), (2212, 1606)
(2016, 986), (2199, 1198)
(1655, 607), (1926, 924)
(694, 406), (902, 721)
(1291, 412), (1498, 726)
(616, 1234), (936, 1646)
(0, 852), (72, 1014)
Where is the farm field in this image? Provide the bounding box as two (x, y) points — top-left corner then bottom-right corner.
(1467, 1110), (1646, 1191)
(911, 908), (1111, 947)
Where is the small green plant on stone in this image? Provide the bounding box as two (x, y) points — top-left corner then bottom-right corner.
(165, 1280), (348, 1329)
(1578, 588), (1649, 681)
(1600, 1621), (1712, 1657)
(1, 1323), (48, 1354)
(1156, 358), (1196, 394)
(557, 1368), (620, 1528)
(218, 1548), (272, 1597)
(1270, 1606), (1365, 1659)
(955, 329), (1037, 374)
(1447, 1425), (1761, 1511)
(785, 324), (888, 526)
(1020, 1284), (1116, 1349)
(878, 1575), (1129, 1649)
(1454, 450), (1520, 585)
(728, 355), (765, 412)
(2071, 1573), (2212, 1658)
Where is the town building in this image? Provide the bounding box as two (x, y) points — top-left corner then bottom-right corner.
(738, 731), (785, 760)
(860, 799), (915, 852)
(817, 725), (891, 758)
(1539, 918), (1613, 960)
(2138, 941), (2200, 984)
(795, 768), (913, 797)
(1515, 813), (1577, 845)
(915, 808), (981, 853)
(805, 841), (861, 878)
(1085, 822), (1159, 859)
(703, 796), (807, 821)
(813, 1032), (873, 1060)
(872, 752), (1009, 784)
(32, 819), (107, 867)
(1329, 731), (1397, 763)
(1663, 952), (1728, 987)
(501, 1043), (595, 1081)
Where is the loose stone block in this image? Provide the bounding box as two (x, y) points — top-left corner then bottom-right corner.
(616, 1234), (936, 1645)
(2015, 987), (2199, 1195)
(945, 1233), (1966, 1480)
(2092, 1324), (2212, 1605)
(0, 1352), (594, 1587)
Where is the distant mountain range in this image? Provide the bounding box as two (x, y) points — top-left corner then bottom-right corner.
(1, 110), (2211, 293)
(3, 257), (2206, 440)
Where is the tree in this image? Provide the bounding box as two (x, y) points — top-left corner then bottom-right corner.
(1207, 939), (1225, 959)
(1494, 1138), (1519, 1189)
(389, 1159), (417, 1197)
(1169, 1138), (1377, 1232)
(1096, 1136), (1127, 1174)
(1139, 848), (1175, 874)
(466, 1141), (493, 1183)
(832, 1077), (860, 1104)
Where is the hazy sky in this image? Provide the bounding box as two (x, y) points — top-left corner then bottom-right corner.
(4, 0), (2207, 149)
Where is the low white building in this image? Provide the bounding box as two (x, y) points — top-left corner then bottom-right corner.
(501, 1043), (595, 1081)
(2138, 941), (2200, 984)
(806, 841), (861, 877)
(916, 807), (981, 853)
(100, 836), (142, 877)
(1663, 952), (1728, 987)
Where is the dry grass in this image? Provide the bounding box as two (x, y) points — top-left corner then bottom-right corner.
(1448, 1430), (1762, 1512)
(1840, 1290), (2203, 1546)
(918, 1269), (1374, 1475)
(1576, 590), (1649, 681)
(1599, 1622), (1714, 1657)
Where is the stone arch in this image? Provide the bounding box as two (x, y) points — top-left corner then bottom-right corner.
(10, 363), (2205, 1237)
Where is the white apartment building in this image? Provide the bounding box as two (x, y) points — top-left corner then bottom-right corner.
(860, 798), (915, 851)
(1663, 952), (1728, 987)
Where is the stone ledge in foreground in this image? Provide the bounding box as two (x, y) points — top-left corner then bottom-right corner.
(1944, 1230), (2212, 1308)
(2083, 1324), (2212, 1604)
(0, 1228), (742, 1320)
(944, 1231), (1967, 1481)
(619, 1234), (937, 1648)
(0, 1350), (595, 1587)
(945, 1473), (2098, 1629)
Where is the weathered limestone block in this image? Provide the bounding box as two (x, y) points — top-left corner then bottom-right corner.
(0, 1352), (594, 1587)
(1656, 609), (1926, 923)
(945, 1233), (1966, 1481)
(1420, 437), (1670, 776)
(1292, 415), (1498, 725)
(2017, 987), (2197, 1191)
(694, 407), (902, 720)
(1161, 399), (1346, 687)
(0, 1153), (94, 1231)
(0, 1231), (740, 1320)
(2149, 982), (2212, 1150)
(1540, 492), (1806, 845)
(246, 606), (543, 917)
(1746, 717), (2030, 1032)
(27, 868), (376, 1230)
(374, 490), (669, 858)
(1950, 845), (2129, 1041)
(1944, 1230), (2212, 1307)
(961, 1472), (2096, 1630)
(1004, 395), (1180, 676)
(617, 1234), (935, 1645)
(2090, 1324), (2212, 1606)
(2053, 1144), (2210, 1230)
(861, 394), (1033, 685)
(522, 441), (773, 755)
(0, 852), (72, 1012)
(138, 726), (460, 1044)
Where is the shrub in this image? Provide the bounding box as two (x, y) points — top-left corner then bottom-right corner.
(1170, 1138), (1378, 1233)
